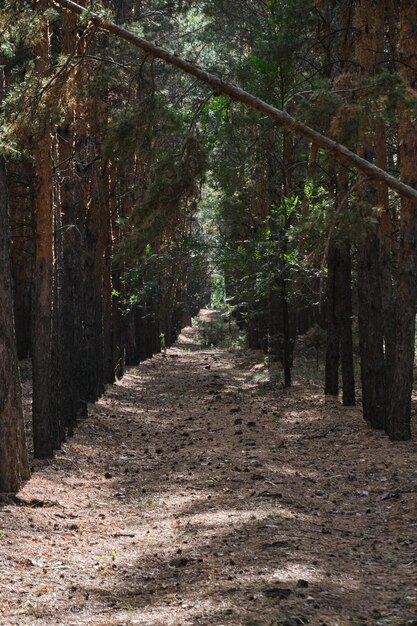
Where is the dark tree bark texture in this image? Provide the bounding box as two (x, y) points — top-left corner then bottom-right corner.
(31, 5), (56, 457)
(386, 0), (417, 440)
(0, 63), (30, 493)
(355, 0), (386, 429)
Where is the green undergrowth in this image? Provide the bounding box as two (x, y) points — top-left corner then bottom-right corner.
(192, 314), (247, 349)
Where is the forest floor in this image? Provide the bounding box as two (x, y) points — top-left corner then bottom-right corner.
(1, 311), (417, 626)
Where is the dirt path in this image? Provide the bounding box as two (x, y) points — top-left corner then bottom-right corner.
(1, 316), (417, 626)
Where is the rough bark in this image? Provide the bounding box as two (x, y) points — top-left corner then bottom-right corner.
(59, 119), (84, 428)
(51, 129), (64, 447)
(325, 233), (355, 405)
(103, 162), (117, 384)
(355, 0), (386, 429)
(337, 240), (355, 406)
(103, 197), (114, 383)
(0, 62), (31, 494)
(375, 0), (395, 404)
(281, 131), (295, 388)
(9, 161), (34, 361)
(357, 226), (386, 428)
(74, 30), (105, 404)
(32, 3), (56, 457)
(88, 48), (109, 399)
(55, 7), (86, 432)
(386, 0), (417, 440)
(324, 0), (355, 406)
(325, 240), (340, 396)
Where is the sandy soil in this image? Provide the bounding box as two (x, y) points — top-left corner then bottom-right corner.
(1, 312), (417, 626)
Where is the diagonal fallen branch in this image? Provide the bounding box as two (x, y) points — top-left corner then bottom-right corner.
(52, 0), (417, 202)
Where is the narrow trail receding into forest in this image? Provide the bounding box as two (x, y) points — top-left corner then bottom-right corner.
(1, 313), (417, 626)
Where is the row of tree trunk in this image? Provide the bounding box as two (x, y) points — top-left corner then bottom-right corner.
(0, 0), (197, 494)
(325, 0), (417, 441)
(52, 0), (417, 444)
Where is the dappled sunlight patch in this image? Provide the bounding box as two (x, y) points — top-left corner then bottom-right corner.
(177, 506), (283, 529)
(269, 563), (360, 591)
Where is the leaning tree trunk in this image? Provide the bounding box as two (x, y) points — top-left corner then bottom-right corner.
(0, 61), (31, 494)
(386, 0), (417, 440)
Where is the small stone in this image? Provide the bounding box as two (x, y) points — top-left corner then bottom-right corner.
(297, 579), (309, 588)
(251, 474), (265, 481)
(170, 557), (189, 568)
(263, 587), (292, 599)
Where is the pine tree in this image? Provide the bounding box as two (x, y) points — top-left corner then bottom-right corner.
(386, 0), (417, 440)
(0, 59), (30, 494)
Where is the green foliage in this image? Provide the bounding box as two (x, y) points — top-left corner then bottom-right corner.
(78, 1), (112, 25)
(3, 0), (407, 371)
(296, 78), (343, 129)
(246, 0), (315, 100)
(194, 315), (245, 349)
(0, 2), (57, 54)
(210, 273), (226, 309)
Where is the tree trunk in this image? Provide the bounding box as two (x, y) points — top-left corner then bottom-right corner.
(51, 133), (65, 447)
(281, 130), (295, 388)
(9, 161), (34, 361)
(357, 228), (386, 428)
(32, 3), (56, 457)
(281, 278), (292, 388)
(325, 240), (340, 396)
(103, 155), (115, 384)
(355, 0), (386, 429)
(55, 8), (87, 432)
(88, 73), (108, 399)
(386, 0), (417, 440)
(0, 61), (31, 494)
(325, 0), (355, 405)
(337, 240), (355, 406)
(74, 48), (104, 404)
